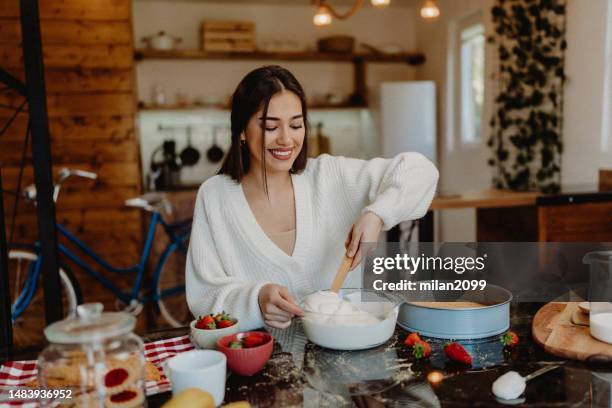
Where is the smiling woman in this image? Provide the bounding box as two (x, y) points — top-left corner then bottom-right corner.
(185, 65), (439, 331)
(219, 66), (309, 186)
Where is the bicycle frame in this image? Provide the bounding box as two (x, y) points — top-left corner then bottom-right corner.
(11, 211), (190, 320)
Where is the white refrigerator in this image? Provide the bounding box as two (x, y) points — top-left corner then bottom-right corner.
(381, 81), (437, 244)
(380, 81), (437, 164)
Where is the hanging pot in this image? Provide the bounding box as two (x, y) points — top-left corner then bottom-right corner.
(207, 127), (225, 163)
(180, 127), (200, 166)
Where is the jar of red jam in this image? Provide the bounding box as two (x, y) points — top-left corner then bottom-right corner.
(37, 303), (146, 407)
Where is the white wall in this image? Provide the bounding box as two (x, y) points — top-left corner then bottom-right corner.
(562, 0), (612, 186)
(415, 0), (495, 242)
(132, 0), (419, 186)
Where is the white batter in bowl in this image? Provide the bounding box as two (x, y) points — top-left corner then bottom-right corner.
(301, 289), (400, 350)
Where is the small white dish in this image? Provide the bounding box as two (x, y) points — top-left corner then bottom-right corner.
(163, 349), (226, 405)
(190, 319), (239, 349)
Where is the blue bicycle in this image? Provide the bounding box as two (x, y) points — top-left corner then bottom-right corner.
(9, 168), (192, 329)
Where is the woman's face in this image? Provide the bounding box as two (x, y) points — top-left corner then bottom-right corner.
(243, 90), (305, 175)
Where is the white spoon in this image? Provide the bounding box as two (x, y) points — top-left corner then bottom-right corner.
(492, 365), (561, 404)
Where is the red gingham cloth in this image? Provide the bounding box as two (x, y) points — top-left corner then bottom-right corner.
(0, 335), (194, 407)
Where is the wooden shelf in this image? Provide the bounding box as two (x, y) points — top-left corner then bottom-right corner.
(134, 48), (424, 110)
(134, 49), (425, 65)
(138, 102), (368, 111)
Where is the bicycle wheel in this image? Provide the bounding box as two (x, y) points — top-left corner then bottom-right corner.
(154, 236), (192, 328)
(9, 250), (83, 347)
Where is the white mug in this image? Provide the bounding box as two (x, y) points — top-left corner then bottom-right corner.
(163, 350), (227, 406)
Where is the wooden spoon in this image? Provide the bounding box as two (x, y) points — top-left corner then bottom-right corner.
(330, 255), (353, 293)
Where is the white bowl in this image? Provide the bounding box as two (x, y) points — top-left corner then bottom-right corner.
(190, 319), (239, 349)
(300, 289), (400, 351)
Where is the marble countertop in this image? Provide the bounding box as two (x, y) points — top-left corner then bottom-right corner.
(146, 303), (612, 407)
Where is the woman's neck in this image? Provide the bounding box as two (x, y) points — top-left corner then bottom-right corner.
(242, 167), (292, 195)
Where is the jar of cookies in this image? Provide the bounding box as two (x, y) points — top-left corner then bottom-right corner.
(37, 303), (147, 407)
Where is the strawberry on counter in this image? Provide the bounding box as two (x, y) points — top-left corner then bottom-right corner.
(444, 342), (472, 365)
(412, 339), (432, 359)
(404, 332), (422, 347)
(501, 331), (519, 348)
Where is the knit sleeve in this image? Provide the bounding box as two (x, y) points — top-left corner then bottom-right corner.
(185, 186), (268, 330)
(329, 152), (439, 231)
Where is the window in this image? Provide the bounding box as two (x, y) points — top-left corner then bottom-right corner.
(459, 21), (485, 144)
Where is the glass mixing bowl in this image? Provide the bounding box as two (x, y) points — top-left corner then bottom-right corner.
(300, 288), (401, 350)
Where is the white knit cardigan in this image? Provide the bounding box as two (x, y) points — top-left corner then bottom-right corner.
(186, 153), (439, 330)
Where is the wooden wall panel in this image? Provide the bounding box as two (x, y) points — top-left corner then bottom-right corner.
(0, 1), (131, 20)
(0, 0), (146, 346)
(3, 68), (134, 92)
(1, 44), (133, 69)
(0, 91), (135, 116)
(0, 19), (132, 45)
(0, 138), (139, 165)
(1, 115), (136, 142)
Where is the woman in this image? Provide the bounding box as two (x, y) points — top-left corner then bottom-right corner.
(186, 65), (438, 330)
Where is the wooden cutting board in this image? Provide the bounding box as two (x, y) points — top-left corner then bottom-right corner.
(532, 302), (612, 362)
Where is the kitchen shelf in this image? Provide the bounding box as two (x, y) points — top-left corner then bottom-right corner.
(138, 102), (368, 111)
(135, 48), (425, 109)
(134, 49), (425, 65)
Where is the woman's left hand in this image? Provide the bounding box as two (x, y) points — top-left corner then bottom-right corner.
(345, 212), (384, 270)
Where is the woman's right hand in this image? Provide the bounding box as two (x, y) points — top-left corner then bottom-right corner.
(258, 283), (304, 329)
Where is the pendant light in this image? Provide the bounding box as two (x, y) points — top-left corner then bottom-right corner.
(420, 0), (440, 19)
(313, 4), (332, 26)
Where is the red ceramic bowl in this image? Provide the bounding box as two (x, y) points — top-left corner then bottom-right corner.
(216, 331), (273, 376)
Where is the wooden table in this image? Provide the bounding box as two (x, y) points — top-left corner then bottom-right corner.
(416, 188), (612, 242)
(430, 189), (540, 211)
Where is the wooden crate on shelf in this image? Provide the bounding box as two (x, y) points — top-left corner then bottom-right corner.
(200, 20), (256, 52)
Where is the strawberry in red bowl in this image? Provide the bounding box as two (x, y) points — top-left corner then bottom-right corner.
(190, 312), (239, 349)
(216, 331), (273, 376)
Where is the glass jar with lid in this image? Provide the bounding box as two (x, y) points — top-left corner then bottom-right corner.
(37, 303), (146, 407)
(584, 251), (612, 344)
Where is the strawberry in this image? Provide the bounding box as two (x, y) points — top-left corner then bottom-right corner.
(500, 331), (519, 348)
(215, 311), (231, 322)
(412, 339), (431, 359)
(404, 332), (422, 347)
(243, 334), (266, 348)
(217, 319), (235, 329)
(444, 342), (472, 365)
(195, 315), (216, 330)
(229, 341), (243, 349)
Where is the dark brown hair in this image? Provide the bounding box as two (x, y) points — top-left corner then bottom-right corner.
(218, 65), (309, 185)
